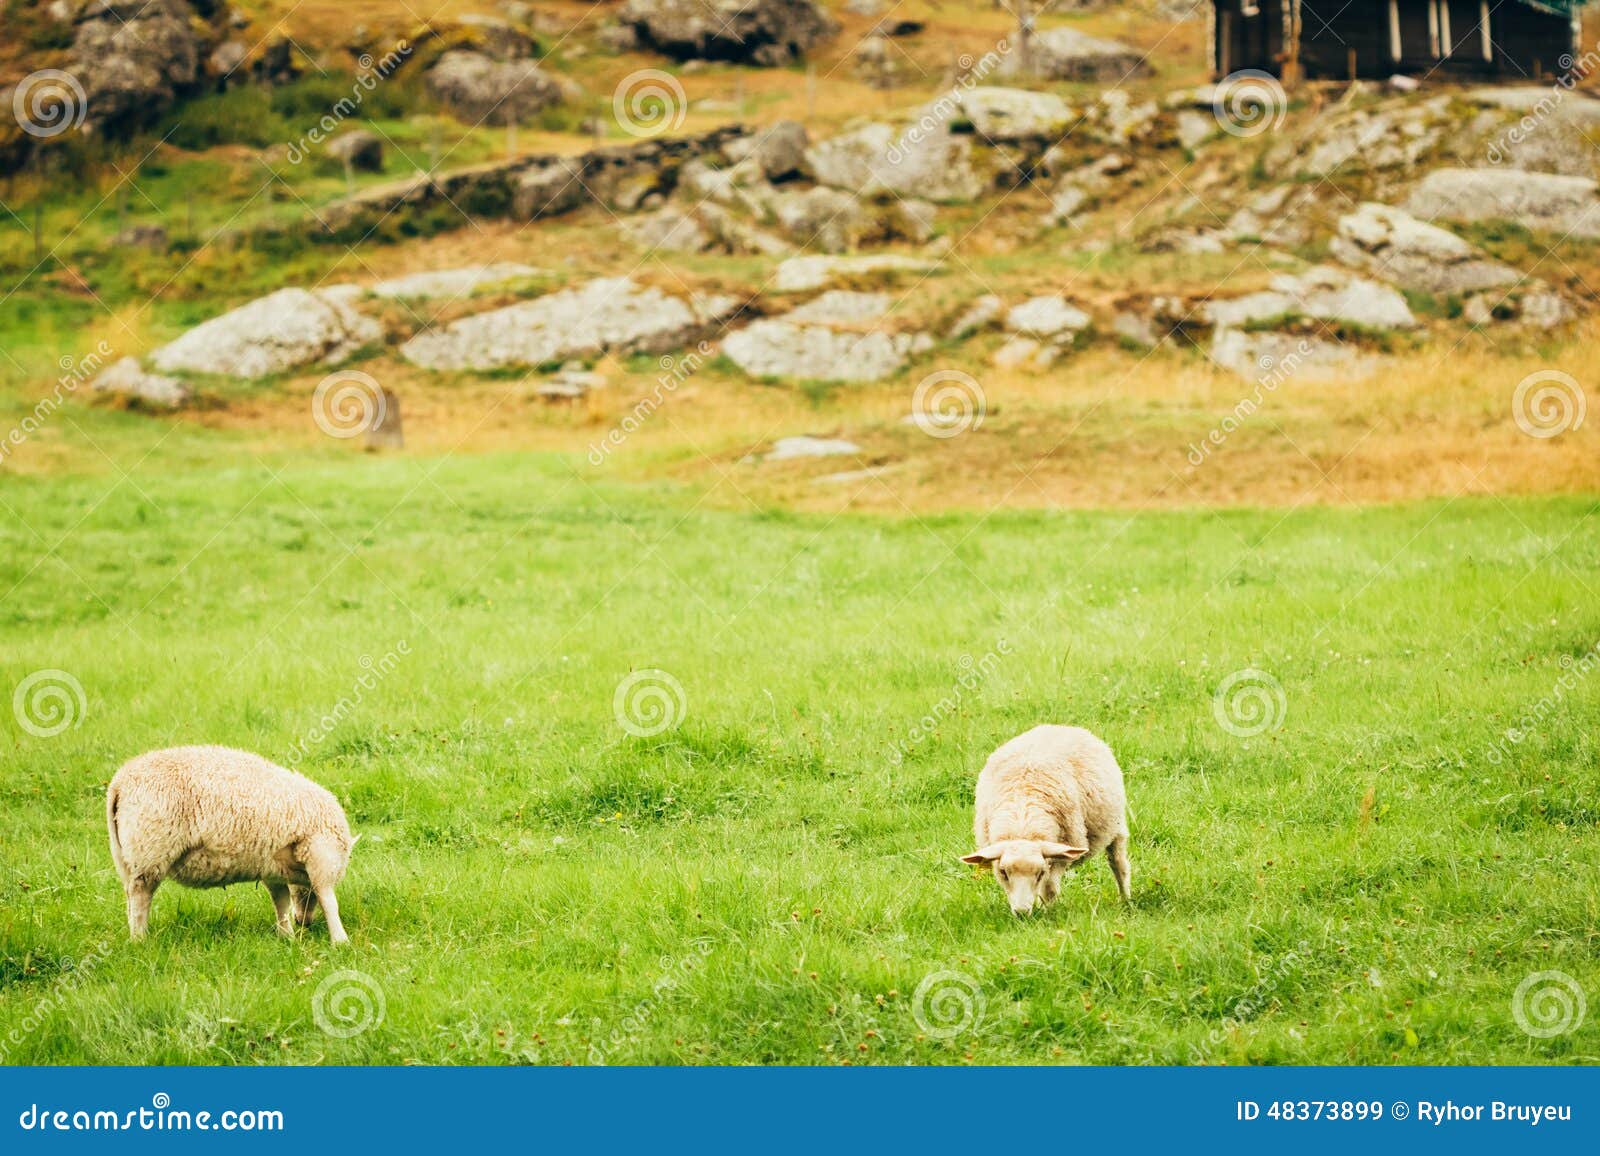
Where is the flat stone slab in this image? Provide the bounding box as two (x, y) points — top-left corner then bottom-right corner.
(367, 264), (543, 299)
(722, 320), (931, 383)
(150, 287), (384, 379)
(399, 277), (742, 370)
(772, 254), (938, 293)
(1402, 167), (1600, 237)
(764, 435), (862, 461)
(1330, 202), (1519, 295)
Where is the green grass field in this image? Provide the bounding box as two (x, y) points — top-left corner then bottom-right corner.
(2, 450), (1596, 1064)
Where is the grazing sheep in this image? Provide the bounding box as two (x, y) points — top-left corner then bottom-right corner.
(106, 746), (356, 943)
(962, 725), (1130, 914)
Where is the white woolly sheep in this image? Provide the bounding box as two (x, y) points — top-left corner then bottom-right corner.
(962, 725), (1131, 914)
(106, 746), (356, 943)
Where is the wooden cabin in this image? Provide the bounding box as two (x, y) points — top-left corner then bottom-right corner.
(1209, 0), (1586, 81)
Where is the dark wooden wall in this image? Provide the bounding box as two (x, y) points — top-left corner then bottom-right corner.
(1214, 0), (1578, 80)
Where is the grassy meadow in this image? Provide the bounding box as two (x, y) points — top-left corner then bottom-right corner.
(1, 451), (1597, 1064)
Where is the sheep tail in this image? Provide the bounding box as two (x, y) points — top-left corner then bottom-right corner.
(106, 782), (129, 886)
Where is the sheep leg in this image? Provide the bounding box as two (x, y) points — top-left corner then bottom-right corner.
(1107, 834), (1132, 902)
(303, 841), (349, 946)
(291, 885), (320, 927)
(266, 883), (295, 937)
(125, 877), (157, 940)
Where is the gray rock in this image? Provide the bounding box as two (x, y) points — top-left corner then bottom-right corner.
(208, 40), (249, 84)
(947, 294), (1002, 340)
(1175, 108), (1214, 150)
(1402, 168), (1600, 237)
(625, 207), (713, 253)
(1209, 330), (1375, 383)
(1205, 266), (1416, 330)
(1329, 202), (1519, 295)
(771, 186), (869, 252)
(992, 335), (1043, 369)
(772, 253), (937, 292)
(1111, 309), (1162, 347)
(1225, 184), (1317, 246)
(999, 27), (1150, 82)
(723, 119), (810, 180)
(92, 356), (191, 407)
(1279, 98), (1449, 177)
(70, 0), (201, 133)
(618, 0), (838, 66)
(513, 158), (587, 220)
(150, 288), (383, 379)
(806, 120), (986, 203)
(1005, 296), (1091, 340)
(328, 129), (384, 172)
(763, 435), (862, 460)
(426, 50), (563, 125)
(723, 320), (929, 382)
(948, 87), (1075, 142)
(399, 277), (740, 370)
(453, 14), (538, 60)
(367, 264), (543, 299)
(784, 290), (891, 324)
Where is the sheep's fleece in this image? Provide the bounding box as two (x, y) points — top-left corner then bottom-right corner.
(964, 725), (1131, 913)
(106, 745), (355, 942)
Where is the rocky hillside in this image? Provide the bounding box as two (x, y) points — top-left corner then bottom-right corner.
(4, 1), (1598, 506)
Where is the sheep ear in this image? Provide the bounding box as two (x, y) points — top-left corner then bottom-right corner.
(1040, 842), (1089, 862)
(961, 846), (1001, 865)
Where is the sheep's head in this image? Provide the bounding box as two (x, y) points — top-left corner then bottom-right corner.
(961, 840), (1087, 915)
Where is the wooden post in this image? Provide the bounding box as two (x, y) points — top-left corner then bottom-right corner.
(1219, 11), (1232, 75)
(364, 389), (403, 451)
(1348, 46), (1357, 80)
(804, 63), (816, 121)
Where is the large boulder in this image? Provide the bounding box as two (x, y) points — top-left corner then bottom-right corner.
(617, 0), (838, 66)
(399, 278), (741, 370)
(1402, 168), (1600, 238)
(150, 288), (383, 379)
(947, 87), (1075, 143)
(328, 130), (384, 172)
(366, 264), (543, 299)
(1205, 266), (1417, 331)
(806, 121), (986, 203)
(91, 356), (191, 407)
(426, 50), (563, 125)
(70, 0), (203, 133)
(1329, 202), (1519, 295)
(723, 322), (929, 383)
(999, 27), (1150, 82)
(721, 119), (810, 181)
